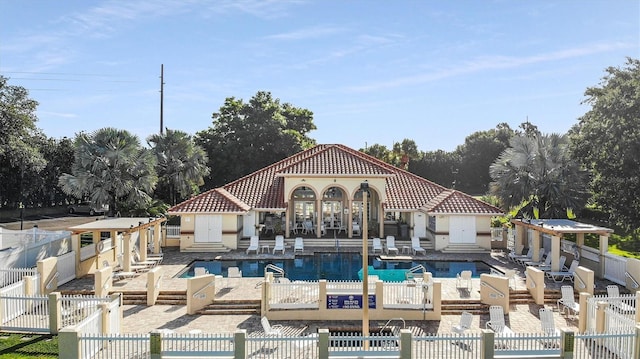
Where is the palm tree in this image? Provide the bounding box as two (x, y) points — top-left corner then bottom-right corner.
(147, 129), (210, 205)
(489, 133), (589, 218)
(58, 128), (157, 216)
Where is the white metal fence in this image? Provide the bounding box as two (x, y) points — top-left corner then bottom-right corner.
(586, 293), (636, 333)
(269, 281), (319, 309)
(166, 225), (181, 238)
(603, 253), (627, 285)
(0, 294), (49, 333)
(383, 281), (432, 309)
(0, 267), (38, 287)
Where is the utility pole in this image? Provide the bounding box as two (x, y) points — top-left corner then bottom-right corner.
(160, 64), (164, 134)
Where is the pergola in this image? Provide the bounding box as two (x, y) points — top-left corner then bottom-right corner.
(68, 217), (166, 276)
(510, 219), (614, 272)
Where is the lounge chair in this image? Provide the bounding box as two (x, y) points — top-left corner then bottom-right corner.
(372, 238), (383, 254)
(264, 218), (275, 235)
(261, 316), (283, 336)
(539, 307), (560, 348)
(194, 267), (208, 276)
(386, 236), (399, 255)
(515, 248), (539, 266)
(508, 247), (532, 263)
(606, 285), (635, 313)
(538, 255), (566, 272)
(523, 251), (547, 267)
(411, 237), (426, 255)
(133, 246), (163, 265)
(109, 259), (138, 281)
(452, 311), (474, 335)
(545, 260), (577, 282)
(456, 270), (472, 290)
(486, 305), (514, 347)
(227, 267), (242, 278)
(294, 237), (304, 253)
(353, 222), (361, 236)
(557, 285), (579, 318)
(273, 235), (285, 254)
(246, 235), (259, 254)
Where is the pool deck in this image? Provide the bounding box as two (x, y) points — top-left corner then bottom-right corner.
(59, 247), (607, 336)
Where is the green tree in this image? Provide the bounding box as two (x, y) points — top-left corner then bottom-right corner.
(490, 133), (589, 218)
(410, 150), (460, 188)
(570, 58), (640, 230)
(455, 123), (515, 194)
(0, 76), (47, 208)
(148, 128), (210, 205)
(58, 128), (157, 216)
(196, 91), (316, 188)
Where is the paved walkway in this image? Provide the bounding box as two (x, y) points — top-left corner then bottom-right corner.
(59, 248), (599, 336)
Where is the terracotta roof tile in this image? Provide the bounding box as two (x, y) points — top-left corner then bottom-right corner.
(168, 144), (503, 216)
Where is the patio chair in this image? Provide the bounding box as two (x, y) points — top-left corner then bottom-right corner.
(109, 259), (138, 281)
(606, 285), (635, 313)
(122, 253), (153, 272)
(133, 246), (163, 265)
(509, 247), (532, 264)
(545, 260), (578, 283)
(264, 217), (275, 235)
(372, 238), (383, 254)
(452, 311), (474, 335)
(486, 305), (514, 345)
(557, 285), (579, 318)
(538, 255), (566, 272)
(456, 270), (472, 290)
(352, 222), (361, 236)
(246, 235), (259, 254)
(227, 267), (242, 278)
(303, 220), (314, 234)
(539, 307), (560, 348)
(261, 316), (283, 336)
(523, 251), (547, 267)
(411, 237), (426, 255)
(273, 235), (285, 254)
(294, 237), (304, 253)
(385, 236), (399, 255)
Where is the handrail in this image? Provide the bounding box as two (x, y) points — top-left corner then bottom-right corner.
(192, 280), (215, 299)
(480, 280), (505, 298)
(380, 317), (406, 334)
(405, 264), (426, 280)
(574, 271), (586, 290)
(625, 271), (640, 289)
(265, 264), (285, 279)
(45, 272), (59, 290)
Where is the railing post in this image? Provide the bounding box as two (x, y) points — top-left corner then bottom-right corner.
(49, 292), (61, 334)
(578, 292), (591, 333)
(149, 331), (161, 359)
(559, 329), (574, 359)
(399, 329), (412, 359)
(318, 328), (329, 359)
(58, 328), (80, 359)
(480, 329), (494, 359)
(234, 329), (246, 359)
(635, 291), (640, 324)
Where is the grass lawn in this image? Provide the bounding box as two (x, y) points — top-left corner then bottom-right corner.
(0, 334), (58, 358)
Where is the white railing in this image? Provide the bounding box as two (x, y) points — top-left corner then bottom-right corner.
(414, 333), (481, 358)
(80, 243), (96, 261)
(493, 332), (561, 356)
(0, 295), (49, 333)
(625, 271), (640, 289)
(107, 296), (121, 334)
(0, 268), (37, 287)
(162, 332), (235, 356)
(326, 280), (375, 293)
(580, 246), (600, 263)
(575, 330), (636, 359)
(604, 253), (627, 285)
(57, 251), (77, 286)
(77, 309), (103, 359)
(586, 294), (637, 333)
(60, 295), (110, 329)
(166, 225), (181, 238)
(80, 333), (150, 359)
(383, 281), (432, 309)
(269, 281), (319, 309)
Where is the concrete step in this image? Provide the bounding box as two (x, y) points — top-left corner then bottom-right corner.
(440, 245), (490, 254)
(196, 299), (261, 315)
(182, 243), (231, 253)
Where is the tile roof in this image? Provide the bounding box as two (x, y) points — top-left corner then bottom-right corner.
(169, 144), (503, 216)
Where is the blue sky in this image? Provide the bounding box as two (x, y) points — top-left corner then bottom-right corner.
(1, 1), (638, 152)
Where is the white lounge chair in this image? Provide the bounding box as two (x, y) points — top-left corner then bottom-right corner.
(372, 238), (383, 254)
(273, 235), (285, 254)
(539, 307), (560, 348)
(486, 305), (514, 348)
(545, 260), (577, 282)
(523, 251), (547, 267)
(557, 285), (579, 318)
(261, 316), (283, 336)
(294, 237), (304, 253)
(227, 267), (242, 278)
(539, 255), (566, 272)
(452, 311), (474, 335)
(411, 237), (426, 255)
(386, 236), (399, 255)
(509, 247), (532, 264)
(456, 270), (472, 290)
(246, 235), (259, 254)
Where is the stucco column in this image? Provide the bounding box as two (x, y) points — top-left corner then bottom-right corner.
(551, 235), (562, 271)
(316, 198), (321, 238)
(347, 199), (353, 237)
(139, 227), (148, 261)
(531, 230), (541, 265)
(599, 235), (609, 277)
(123, 233), (132, 273)
(515, 223), (525, 255)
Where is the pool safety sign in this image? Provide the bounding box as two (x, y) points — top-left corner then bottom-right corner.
(327, 294), (376, 309)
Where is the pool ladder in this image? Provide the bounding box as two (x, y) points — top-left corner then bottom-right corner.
(265, 264), (285, 282)
(405, 264), (426, 281)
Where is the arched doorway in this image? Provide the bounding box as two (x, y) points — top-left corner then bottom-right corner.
(322, 186), (345, 231)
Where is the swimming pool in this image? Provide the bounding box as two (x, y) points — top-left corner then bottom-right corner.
(176, 252), (495, 281)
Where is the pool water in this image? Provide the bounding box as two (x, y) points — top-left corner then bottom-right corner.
(177, 252), (494, 281)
